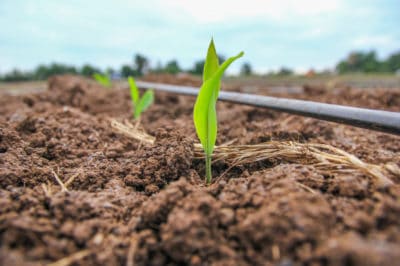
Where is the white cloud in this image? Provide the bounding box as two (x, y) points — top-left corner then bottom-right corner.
(160, 0), (344, 23)
(352, 35), (395, 46)
(351, 35), (398, 52)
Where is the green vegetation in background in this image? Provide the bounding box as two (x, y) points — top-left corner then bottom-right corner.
(336, 50), (400, 74)
(0, 63), (102, 82)
(240, 62), (253, 76)
(128, 76), (154, 119)
(193, 39), (243, 184)
(120, 53), (150, 78)
(81, 64), (102, 77)
(1, 50), (399, 82)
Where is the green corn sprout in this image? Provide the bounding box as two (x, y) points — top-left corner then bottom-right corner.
(193, 39), (244, 184)
(128, 76), (154, 119)
(93, 73), (112, 88)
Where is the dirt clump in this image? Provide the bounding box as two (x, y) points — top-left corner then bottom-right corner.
(124, 127), (194, 194)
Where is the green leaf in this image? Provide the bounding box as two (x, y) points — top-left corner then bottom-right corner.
(203, 38), (219, 82)
(128, 76), (139, 104)
(135, 90), (154, 119)
(194, 50), (243, 155)
(128, 76), (154, 119)
(93, 73), (111, 87)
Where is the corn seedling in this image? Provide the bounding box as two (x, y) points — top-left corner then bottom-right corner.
(193, 39), (244, 184)
(93, 73), (112, 88)
(128, 76), (154, 120)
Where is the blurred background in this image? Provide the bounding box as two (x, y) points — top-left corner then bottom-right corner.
(0, 0), (399, 85)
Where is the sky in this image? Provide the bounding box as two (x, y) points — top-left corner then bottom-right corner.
(0, 0), (399, 74)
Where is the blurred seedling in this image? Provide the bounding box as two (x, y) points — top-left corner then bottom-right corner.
(193, 39), (244, 184)
(93, 73), (112, 88)
(128, 76), (154, 122)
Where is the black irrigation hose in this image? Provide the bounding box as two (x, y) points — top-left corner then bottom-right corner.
(135, 81), (400, 136)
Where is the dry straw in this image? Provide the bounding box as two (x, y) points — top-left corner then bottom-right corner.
(111, 119), (397, 188)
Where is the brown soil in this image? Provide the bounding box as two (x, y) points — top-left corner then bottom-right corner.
(0, 74), (399, 266)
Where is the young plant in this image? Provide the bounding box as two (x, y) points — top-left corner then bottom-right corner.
(128, 76), (154, 119)
(193, 39), (244, 184)
(93, 73), (112, 88)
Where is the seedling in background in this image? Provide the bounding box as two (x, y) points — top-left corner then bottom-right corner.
(193, 39), (244, 184)
(93, 73), (112, 88)
(128, 76), (154, 120)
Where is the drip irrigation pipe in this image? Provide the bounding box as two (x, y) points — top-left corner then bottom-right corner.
(135, 81), (400, 136)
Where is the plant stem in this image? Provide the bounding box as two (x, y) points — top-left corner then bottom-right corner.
(205, 153), (212, 184)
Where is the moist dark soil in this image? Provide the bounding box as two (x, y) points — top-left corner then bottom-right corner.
(0, 74), (399, 266)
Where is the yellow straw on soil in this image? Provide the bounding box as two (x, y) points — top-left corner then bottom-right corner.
(111, 119), (397, 187)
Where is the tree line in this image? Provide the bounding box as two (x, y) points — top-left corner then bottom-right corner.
(336, 51), (400, 74)
(1, 50), (399, 82)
